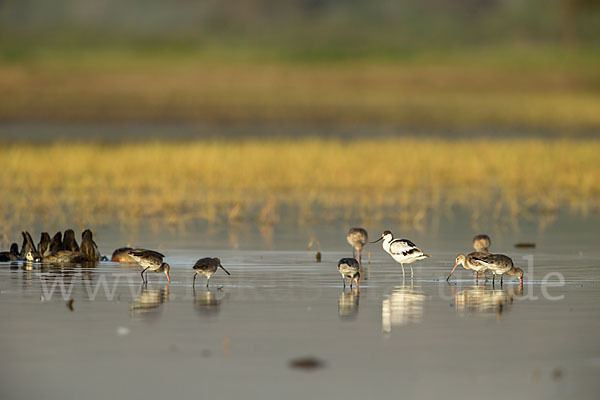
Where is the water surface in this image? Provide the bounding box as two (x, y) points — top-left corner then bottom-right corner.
(1, 216), (599, 399)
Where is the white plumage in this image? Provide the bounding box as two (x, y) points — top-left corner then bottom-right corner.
(373, 231), (430, 278)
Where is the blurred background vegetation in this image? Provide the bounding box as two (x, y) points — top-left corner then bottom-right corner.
(0, 0), (599, 130)
(1, 1), (599, 240)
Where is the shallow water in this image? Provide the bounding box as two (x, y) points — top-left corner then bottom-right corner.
(1, 214), (600, 399)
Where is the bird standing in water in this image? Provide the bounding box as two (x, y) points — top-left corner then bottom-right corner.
(192, 257), (230, 288)
(128, 249), (171, 283)
(448, 253), (523, 286)
(371, 231), (430, 278)
(447, 252), (491, 282)
(346, 228), (370, 264)
(337, 258), (360, 289)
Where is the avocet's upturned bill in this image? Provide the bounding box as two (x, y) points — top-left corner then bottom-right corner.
(371, 231), (430, 278)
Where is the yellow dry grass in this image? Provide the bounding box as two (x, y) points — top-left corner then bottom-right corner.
(0, 138), (598, 238)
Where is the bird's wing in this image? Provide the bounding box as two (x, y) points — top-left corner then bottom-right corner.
(129, 249), (164, 258)
(470, 253), (510, 269)
(193, 257), (214, 269)
(389, 239), (424, 257)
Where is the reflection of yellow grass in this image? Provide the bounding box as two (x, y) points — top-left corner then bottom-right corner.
(0, 139), (598, 235)
(1, 61), (600, 129)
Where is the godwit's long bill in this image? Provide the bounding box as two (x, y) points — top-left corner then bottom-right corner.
(371, 231), (430, 278)
(346, 228), (370, 264)
(128, 249), (171, 283)
(192, 257), (230, 288)
(337, 257), (360, 289)
(447, 252), (491, 282)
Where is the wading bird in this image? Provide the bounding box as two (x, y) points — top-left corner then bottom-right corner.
(337, 257), (360, 289)
(128, 249), (171, 283)
(447, 252), (491, 282)
(346, 228), (370, 264)
(448, 253), (523, 286)
(192, 257), (230, 288)
(371, 231), (430, 278)
(473, 234), (491, 253)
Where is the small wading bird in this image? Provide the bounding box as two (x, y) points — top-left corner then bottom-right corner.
(192, 257), (230, 288)
(473, 234), (491, 253)
(371, 231), (430, 278)
(448, 253), (523, 286)
(346, 228), (370, 264)
(128, 249), (171, 283)
(337, 257), (360, 289)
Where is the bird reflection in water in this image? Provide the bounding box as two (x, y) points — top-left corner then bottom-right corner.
(338, 288), (359, 320)
(130, 284), (170, 320)
(382, 280), (427, 334)
(452, 284), (523, 319)
(193, 287), (225, 318)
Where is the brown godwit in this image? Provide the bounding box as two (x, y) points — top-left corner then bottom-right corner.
(371, 231), (430, 278)
(337, 257), (360, 289)
(192, 257), (231, 288)
(346, 228), (370, 264)
(447, 252), (491, 282)
(448, 253), (523, 286)
(473, 234), (491, 253)
(128, 249), (171, 283)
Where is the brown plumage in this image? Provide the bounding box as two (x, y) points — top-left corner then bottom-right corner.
(473, 234), (491, 253)
(192, 257), (230, 287)
(80, 229), (101, 261)
(450, 252), (523, 286)
(62, 229), (80, 252)
(111, 247), (136, 263)
(346, 227), (370, 264)
(43, 251), (90, 264)
(49, 232), (63, 254)
(128, 249), (170, 283)
(0, 243), (19, 262)
(19, 231), (40, 261)
(38, 232), (51, 257)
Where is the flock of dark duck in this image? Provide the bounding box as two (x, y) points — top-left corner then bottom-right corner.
(1, 228), (524, 288)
